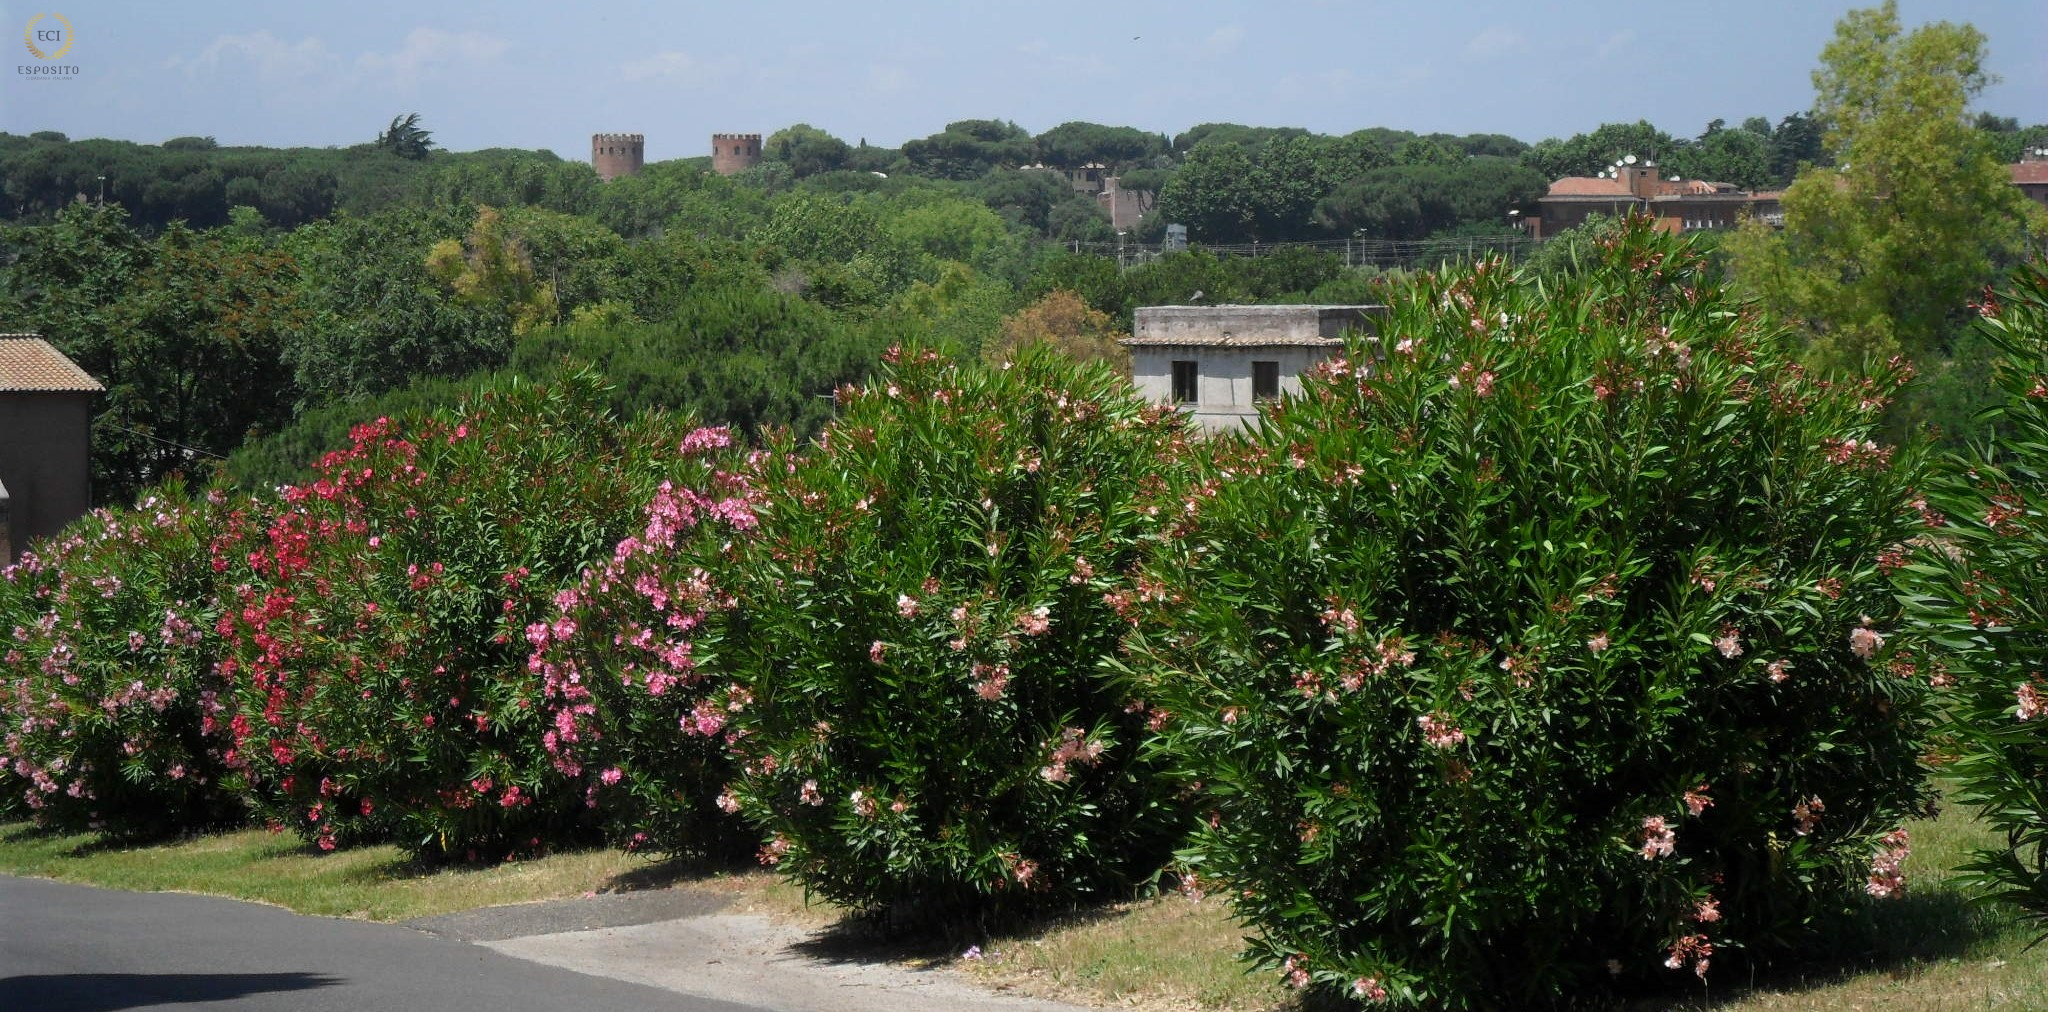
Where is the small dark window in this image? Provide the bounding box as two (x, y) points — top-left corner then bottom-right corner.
(1172, 360), (1198, 404)
(1253, 361), (1280, 401)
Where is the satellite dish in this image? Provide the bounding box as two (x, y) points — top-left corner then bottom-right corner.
(1624, 154), (1638, 165)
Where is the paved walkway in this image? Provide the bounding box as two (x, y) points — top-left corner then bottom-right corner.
(2, 873), (1090, 1012)
(0, 874), (760, 1012)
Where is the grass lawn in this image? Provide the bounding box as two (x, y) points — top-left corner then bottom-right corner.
(0, 821), (721, 922)
(3, 789), (2042, 1011)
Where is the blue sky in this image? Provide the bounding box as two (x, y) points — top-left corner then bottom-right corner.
(3, 1), (2042, 161)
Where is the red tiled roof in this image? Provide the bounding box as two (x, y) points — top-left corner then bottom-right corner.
(0, 336), (103, 393)
(2014, 162), (2048, 186)
(1545, 177), (1633, 197)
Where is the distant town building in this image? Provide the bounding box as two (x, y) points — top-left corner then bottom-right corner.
(1122, 305), (1382, 433)
(2014, 148), (2048, 213)
(1099, 176), (1155, 232)
(712, 133), (763, 176)
(591, 133), (645, 182)
(0, 335), (101, 561)
(1529, 157), (1782, 238)
(1022, 162), (1157, 231)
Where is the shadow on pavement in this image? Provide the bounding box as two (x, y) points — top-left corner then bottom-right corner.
(0, 971), (341, 1011)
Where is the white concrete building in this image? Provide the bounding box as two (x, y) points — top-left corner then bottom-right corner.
(1122, 305), (1382, 433)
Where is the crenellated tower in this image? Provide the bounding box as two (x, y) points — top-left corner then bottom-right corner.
(711, 133), (762, 176)
(591, 133), (645, 182)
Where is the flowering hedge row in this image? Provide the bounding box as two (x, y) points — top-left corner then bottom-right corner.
(536, 346), (1195, 918)
(1, 478), (254, 836)
(1903, 262), (2048, 936)
(1124, 222), (1941, 1008)
(524, 427), (755, 857)
(215, 372), (703, 858)
(12, 234), (2048, 1011)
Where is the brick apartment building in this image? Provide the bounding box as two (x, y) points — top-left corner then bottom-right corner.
(2015, 149), (2048, 213)
(1529, 158), (1782, 239)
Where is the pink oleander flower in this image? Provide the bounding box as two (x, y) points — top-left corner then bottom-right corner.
(1865, 828), (1909, 898)
(1352, 976), (1388, 1002)
(1587, 631), (1610, 654)
(869, 639), (887, 665)
(1416, 713), (1466, 749)
(1693, 897), (1721, 923)
(1714, 625), (1743, 660)
(1849, 622), (1884, 660)
(1792, 795), (1824, 836)
(2017, 682), (2043, 721)
(897, 594), (920, 618)
(850, 789), (877, 819)
(1281, 954), (1311, 990)
(715, 789), (740, 814)
(972, 662), (1010, 701)
(1641, 815), (1677, 859)
(1665, 934), (1712, 979)
(1767, 658), (1791, 683)
(1017, 605), (1051, 636)
(1684, 783), (1713, 817)
(800, 779), (823, 806)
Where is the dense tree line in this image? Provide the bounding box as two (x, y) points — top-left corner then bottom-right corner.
(1, 67), (2041, 502)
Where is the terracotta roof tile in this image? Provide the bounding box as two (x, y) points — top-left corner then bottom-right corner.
(2013, 162), (2048, 185)
(0, 336), (103, 393)
(1545, 177), (1633, 197)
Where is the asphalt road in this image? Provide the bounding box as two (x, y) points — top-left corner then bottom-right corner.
(0, 875), (771, 1012)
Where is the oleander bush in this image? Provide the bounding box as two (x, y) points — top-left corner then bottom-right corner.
(1, 478), (257, 835)
(525, 425), (756, 857)
(1902, 262), (2048, 936)
(1122, 221), (1941, 1008)
(707, 346), (1194, 919)
(216, 371), (697, 859)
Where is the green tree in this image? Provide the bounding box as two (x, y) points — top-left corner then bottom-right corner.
(280, 206), (512, 404)
(1521, 120), (1678, 181)
(0, 204), (301, 501)
(981, 288), (1127, 368)
(764, 123), (851, 177)
(377, 113), (434, 160)
(1156, 142), (1266, 241)
(425, 204), (559, 334)
(1727, 1), (2044, 375)
(899, 120), (1033, 180)
(1032, 121), (1168, 169)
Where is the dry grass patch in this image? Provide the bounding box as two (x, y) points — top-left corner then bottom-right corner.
(957, 896), (1286, 1012)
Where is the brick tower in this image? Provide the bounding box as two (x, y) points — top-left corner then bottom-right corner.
(711, 133), (762, 176)
(591, 133), (644, 182)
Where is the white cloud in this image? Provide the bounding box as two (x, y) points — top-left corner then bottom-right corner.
(1464, 24), (1522, 60)
(1274, 68), (1358, 101)
(168, 31), (335, 83)
(867, 63), (910, 96)
(355, 28), (509, 87)
(1195, 25), (1245, 58)
(621, 50), (707, 83)
(169, 27), (508, 92)
(1596, 29), (1637, 60)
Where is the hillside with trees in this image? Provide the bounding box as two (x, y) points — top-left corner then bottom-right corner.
(1, 50), (2041, 501)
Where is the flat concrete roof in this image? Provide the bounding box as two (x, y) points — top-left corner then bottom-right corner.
(1123, 304), (1385, 348)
